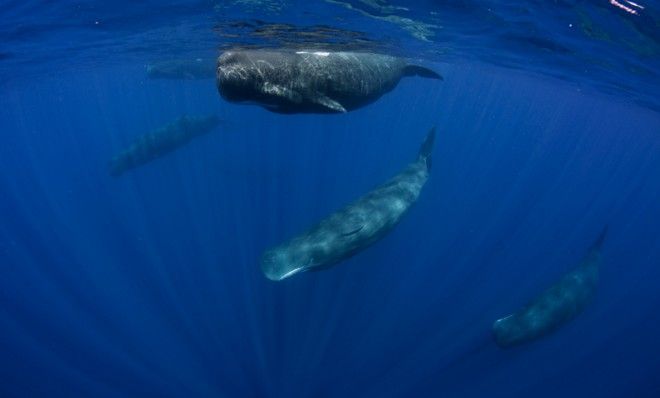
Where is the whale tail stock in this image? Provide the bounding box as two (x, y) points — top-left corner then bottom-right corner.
(108, 159), (125, 178)
(418, 127), (436, 171)
(589, 225), (609, 252)
(404, 64), (443, 80)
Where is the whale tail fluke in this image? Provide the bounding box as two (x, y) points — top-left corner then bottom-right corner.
(590, 225), (609, 252)
(404, 65), (443, 80)
(418, 127), (436, 171)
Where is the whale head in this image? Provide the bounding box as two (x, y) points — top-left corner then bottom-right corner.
(217, 51), (269, 102)
(260, 245), (315, 281)
(217, 50), (306, 112)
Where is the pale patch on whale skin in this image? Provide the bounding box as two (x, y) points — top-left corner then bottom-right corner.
(260, 127), (436, 281)
(295, 51), (331, 57)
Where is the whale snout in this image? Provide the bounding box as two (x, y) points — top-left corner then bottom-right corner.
(217, 50), (251, 77)
(492, 314), (529, 348)
(260, 248), (310, 281)
(216, 51), (260, 102)
(217, 51), (238, 67)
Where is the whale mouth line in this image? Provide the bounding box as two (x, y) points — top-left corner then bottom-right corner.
(265, 257), (316, 281)
(276, 266), (307, 280)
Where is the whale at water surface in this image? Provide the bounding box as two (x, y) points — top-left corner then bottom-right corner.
(216, 49), (442, 114)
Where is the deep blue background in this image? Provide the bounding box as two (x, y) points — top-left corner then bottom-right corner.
(2, 61), (659, 397)
(1, 1), (660, 397)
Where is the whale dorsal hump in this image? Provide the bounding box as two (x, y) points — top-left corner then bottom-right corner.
(313, 95), (347, 113)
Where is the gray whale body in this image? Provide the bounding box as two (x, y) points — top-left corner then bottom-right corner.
(492, 227), (608, 348)
(261, 127), (436, 281)
(109, 115), (219, 177)
(216, 49), (442, 113)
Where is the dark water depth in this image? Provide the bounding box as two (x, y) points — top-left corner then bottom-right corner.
(1, 1), (660, 397)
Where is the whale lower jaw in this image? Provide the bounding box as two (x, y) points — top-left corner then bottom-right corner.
(266, 266), (308, 281)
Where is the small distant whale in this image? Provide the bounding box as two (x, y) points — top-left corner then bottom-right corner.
(109, 115), (220, 177)
(492, 227), (608, 348)
(146, 58), (216, 80)
(261, 127), (436, 281)
(216, 49), (442, 113)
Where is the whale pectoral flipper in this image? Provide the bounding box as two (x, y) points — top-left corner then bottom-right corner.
(313, 95), (347, 113)
(404, 65), (443, 80)
(340, 225), (364, 237)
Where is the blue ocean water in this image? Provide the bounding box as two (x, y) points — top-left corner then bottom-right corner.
(1, 1), (659, 397)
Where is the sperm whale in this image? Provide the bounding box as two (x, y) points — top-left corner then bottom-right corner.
(109, 114), (219, 177)
(217, 49), (442, 113)
(492, 227), (608, 348)
(261, 127), (436, 281)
